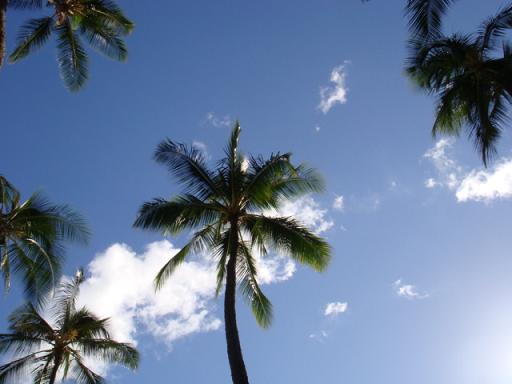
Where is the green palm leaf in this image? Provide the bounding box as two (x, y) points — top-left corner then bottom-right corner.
(56, 20), (88, 91)
(9, 17), (52, 63)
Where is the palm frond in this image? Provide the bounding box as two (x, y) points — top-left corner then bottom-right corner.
(154, 222), (221, 290)
(134, 195), (222, 234)
(80, 15), (127, 61)
(243, 215), (331, 272)
(0, 351), (44, 384)
(405, 0), (456, 38)
(7, 0), (43, 9)
(82, 0), (134, 35)
(478, 4), (512, 52)
(237, 240), (272, 328)
(7, 302), (54, 339)
(8, 17), (52, 63)
(56, 20), (88, 91)
(76, 339), (139, 369)
(70, 352), (105, 384)
(154, 139), (222, 200)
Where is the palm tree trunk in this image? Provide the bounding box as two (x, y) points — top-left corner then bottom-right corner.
(224, 222), (250, 384)
(0, 0), (6, 68)
(48, 354), (62, 384)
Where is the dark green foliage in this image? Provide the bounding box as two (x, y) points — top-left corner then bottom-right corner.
(407, 4), (512, 165)
(8, 0), (133, 91)
(0, 175), (90, 300)
(0, 271), (139, 384)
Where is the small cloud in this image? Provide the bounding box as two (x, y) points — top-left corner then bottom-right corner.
(192, 141), (208, 157)
(425, 178), (437, 188)
(393, 279), (429, 300)
(324, 302), (348, 317)
(332, 195), (344, 211)
(204, 112), (233, 128)
(389, 180), (397, 189)
(315, 125), (321, 133)
(456, 158), (512, 202)
(309, 330), (328, 342)
(318, 63), (349, 114)
(423, 138), (462, 190)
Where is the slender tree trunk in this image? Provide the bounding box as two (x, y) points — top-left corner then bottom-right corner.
(0, 0), (6, 68)
(224, 222), (250, 384)
(48, 354), (62, 384)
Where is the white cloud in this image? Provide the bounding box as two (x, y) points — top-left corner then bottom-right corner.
(309, 330), (328, 342)
(315, 125), (321, 132)
(266, 196), (334, 234)
(324, 302), (348, 317)
(332, 195), (344, 211)
(456, 158), (512, 202)
(423, 138), (462, 190)
(318, 63), (349, 114)
(393, 279), (429, 300)
(204, 112), (233, 128)
(78, 241), (220, 346)
(423, 140), (512, 203)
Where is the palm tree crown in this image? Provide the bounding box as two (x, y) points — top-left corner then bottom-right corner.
(407, 4), (512, 165)
(0, 270), (139, 384)
(134, 122), (331, 384)
(0, 175), (90, 299)
(7, 0), (133, 91)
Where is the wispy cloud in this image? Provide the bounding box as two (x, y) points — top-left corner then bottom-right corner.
(309, 330), (328, 342)
(423, 140), (512, 203)
(332, 195), (344, 211)
(192, 141), (208, 158)
(423, 138), (461, 190)
(393, 279), (429, 300)
(324, 302), (348, 317)
(204, 112), (233, 128)
(318, 63), (349, 114)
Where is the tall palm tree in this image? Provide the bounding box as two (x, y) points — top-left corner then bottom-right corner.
(134, 122), (331, 384)
(407, 4), (512, 165)
(0, 270), (139, 383)
(0, 175), (89, 299)
(6, 0), (133, 91)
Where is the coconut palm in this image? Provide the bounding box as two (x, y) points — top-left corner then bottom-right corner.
(134, 122), (331, 384)
(0, 175), (89, 299)
(407, 4), (512, 165)
(6, 0), (133, 91)
(0, 270), (139, 383)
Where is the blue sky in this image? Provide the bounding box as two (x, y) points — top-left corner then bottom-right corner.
(2, 0), (512, 383)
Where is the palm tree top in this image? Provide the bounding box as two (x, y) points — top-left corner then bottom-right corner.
(0, 269), (139, 384)
(407, 4), (512, 165)
(134, 122), (331, 328)
(0, 175), (90, 299)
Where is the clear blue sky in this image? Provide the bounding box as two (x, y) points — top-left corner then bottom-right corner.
(2, 1), (512, 383)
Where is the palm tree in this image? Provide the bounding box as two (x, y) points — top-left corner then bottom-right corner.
(134, 122), (331, 384)
(0, 175), (90, 299)
(6, 0), (133, 91)
(0, 270), (139, 383)
(407, 4), (512, 165)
